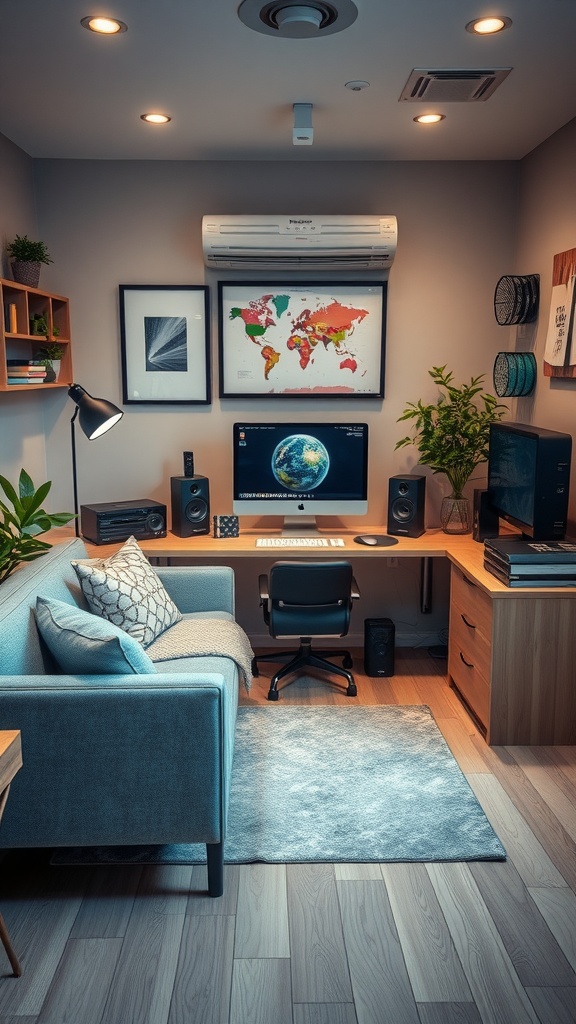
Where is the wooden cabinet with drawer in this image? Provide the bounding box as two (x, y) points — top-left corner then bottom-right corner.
(448, 560), (576, 745)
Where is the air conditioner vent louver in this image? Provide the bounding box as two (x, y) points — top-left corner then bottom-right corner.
(399, 67), (512, 103)
(202, 215), (397, 271)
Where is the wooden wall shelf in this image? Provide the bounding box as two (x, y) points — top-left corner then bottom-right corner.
(0, 278), (73, 392)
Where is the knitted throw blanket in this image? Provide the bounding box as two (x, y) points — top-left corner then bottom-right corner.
(147, 618), (254, 690)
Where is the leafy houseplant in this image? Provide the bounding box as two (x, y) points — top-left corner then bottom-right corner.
(6, 234), (53, 288)
(396, 365), (507, 532)
(36, 341), (64, 382)
(0, 470), (75, 584)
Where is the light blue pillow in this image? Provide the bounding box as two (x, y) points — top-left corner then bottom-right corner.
(35, 596), (157, 675)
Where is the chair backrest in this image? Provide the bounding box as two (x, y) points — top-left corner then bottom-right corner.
(267, 561), (354, 639)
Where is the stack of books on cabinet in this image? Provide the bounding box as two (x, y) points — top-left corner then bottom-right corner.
(6, 359), (48, 385)
(484, 536), (576, 587)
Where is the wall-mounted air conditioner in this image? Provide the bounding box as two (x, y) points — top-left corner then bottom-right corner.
(202, 215), (397, 271)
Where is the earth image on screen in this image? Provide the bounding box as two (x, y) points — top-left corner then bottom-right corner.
(271, 434), (330, 491)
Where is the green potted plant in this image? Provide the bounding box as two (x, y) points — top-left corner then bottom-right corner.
(0, 469), (75, 584)
(6, 234), (53, 288)
(396, 365), (507, 533)
(36, 341), (64, 383)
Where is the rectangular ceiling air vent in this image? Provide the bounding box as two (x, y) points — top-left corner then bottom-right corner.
(399, 67), (512, 103)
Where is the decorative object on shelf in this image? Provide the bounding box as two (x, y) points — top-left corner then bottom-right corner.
(396, 365), (507, 535)
(68, 384), (124, 536)
(0, 469), (75, 584)
(493, 274), (539, 325)
(218, 280), (386, 398)
(30, 314), (59, 339)
(119, 285), (211, 404)
(5, 235), (53, 289)
(543, 247), (576, 379)
(493, 351), (536, 397)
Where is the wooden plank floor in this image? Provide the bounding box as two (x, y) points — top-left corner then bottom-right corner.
(0, 648), (575, 1023)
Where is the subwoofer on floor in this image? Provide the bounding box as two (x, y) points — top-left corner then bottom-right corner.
(387, 474), (426, 538)
(364, 617), (395, 677)
(170, 475), (210, 537)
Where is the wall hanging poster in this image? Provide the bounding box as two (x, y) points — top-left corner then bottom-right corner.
(119, 285), (211, 403)
(218, 281), (386, 398)
(543, 248), (576, 378)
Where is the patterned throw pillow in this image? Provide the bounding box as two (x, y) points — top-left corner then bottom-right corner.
(71, 535), (182, 647)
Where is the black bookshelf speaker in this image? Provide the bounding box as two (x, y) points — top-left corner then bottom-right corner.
(387, 475), (426, 538)
(170, 475), (210, 537)
(472, 488), (499, 543)
(364, 618), (395, 677)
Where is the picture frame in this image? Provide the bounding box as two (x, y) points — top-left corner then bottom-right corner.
(218, 280), (386, 398)
(119, 285), (211, 404)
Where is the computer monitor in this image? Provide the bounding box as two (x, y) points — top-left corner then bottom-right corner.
(233, 422), (368, 533)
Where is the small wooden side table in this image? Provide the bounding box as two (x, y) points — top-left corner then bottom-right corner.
(0, 731), (23, 977)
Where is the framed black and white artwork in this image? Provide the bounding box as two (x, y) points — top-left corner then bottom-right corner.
(119, 285), (211, 404)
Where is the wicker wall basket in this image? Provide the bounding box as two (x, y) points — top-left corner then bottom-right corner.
(493, 351), (536, 397)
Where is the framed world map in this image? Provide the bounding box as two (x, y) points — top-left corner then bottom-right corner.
(218, 281), (386, 398)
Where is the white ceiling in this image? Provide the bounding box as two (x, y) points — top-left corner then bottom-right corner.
(1, 0), (576, 162)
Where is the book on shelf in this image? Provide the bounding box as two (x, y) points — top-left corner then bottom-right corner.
(484, 536), (576, 563)
(3, 303), (17, 333)
(7, 359), (46, 366)
(484, 557), (576, 587)
(7, 378), (46, 386)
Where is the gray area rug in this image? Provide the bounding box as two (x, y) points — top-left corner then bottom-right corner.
(52, 704), (505, 865)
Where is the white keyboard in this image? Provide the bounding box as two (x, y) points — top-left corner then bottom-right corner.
(255, 537), (346, 548)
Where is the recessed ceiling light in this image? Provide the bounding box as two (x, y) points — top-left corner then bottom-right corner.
(80, 16), (127, 34)
(140, 113), (172, 124)
(237, 0), (358, 39)
(414, 113), (445, 125)
(466, 16), (512, 35)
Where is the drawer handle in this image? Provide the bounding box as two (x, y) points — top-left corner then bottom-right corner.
(459, 651), (474, 669)
(461, 613), (476, 630)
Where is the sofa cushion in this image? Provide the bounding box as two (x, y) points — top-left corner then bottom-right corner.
(71, 535), (182, 647)
(35, 596), (157, 675)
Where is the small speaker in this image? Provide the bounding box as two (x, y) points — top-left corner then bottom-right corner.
(387, 475), (426, 538)
(472, 488), (499, 543)
(364, 618), (395, 677)
(170, 475), (210, 537)
(183, 451), (194, 478)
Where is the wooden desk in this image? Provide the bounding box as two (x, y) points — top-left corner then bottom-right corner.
(57, 527), (576, 744)
(0, 731), (23, 977)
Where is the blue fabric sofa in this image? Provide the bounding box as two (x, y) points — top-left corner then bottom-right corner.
(0, 538), (240, 896)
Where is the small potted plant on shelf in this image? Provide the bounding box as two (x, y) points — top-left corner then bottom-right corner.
(0, 469), (75, 585)
(396, 365), (507, 533)
(6, 234), (53, 288)
(36, 341), (63, 383)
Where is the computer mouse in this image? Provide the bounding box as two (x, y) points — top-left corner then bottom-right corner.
(355, 535), (379, 546)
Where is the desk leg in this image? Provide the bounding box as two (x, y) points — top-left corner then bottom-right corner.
(420, 557), (433, 614)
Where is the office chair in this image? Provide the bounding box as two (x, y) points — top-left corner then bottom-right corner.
(252, 560), (360, 701)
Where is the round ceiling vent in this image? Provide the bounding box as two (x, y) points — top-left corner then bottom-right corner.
(238, 0), (358, 38)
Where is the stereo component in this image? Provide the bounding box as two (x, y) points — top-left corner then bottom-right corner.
(170, 475), (210, 537)
(472, 488), (499, 543)
(364, 617), (395, 677)
(387, 475), (426, 538)
(80, 499), (167, 545)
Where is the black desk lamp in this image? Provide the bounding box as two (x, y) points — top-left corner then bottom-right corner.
(68, 384), (124, 536)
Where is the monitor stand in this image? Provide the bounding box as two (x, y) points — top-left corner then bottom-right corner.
(281, 515), (319, 537)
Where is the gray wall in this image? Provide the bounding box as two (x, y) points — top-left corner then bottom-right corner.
(6, 130), (576, 643)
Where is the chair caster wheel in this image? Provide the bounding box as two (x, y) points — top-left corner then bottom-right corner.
(343, 655), (353, 669)
(267, 689), (279, 701)
(346, 684), (357, 697)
